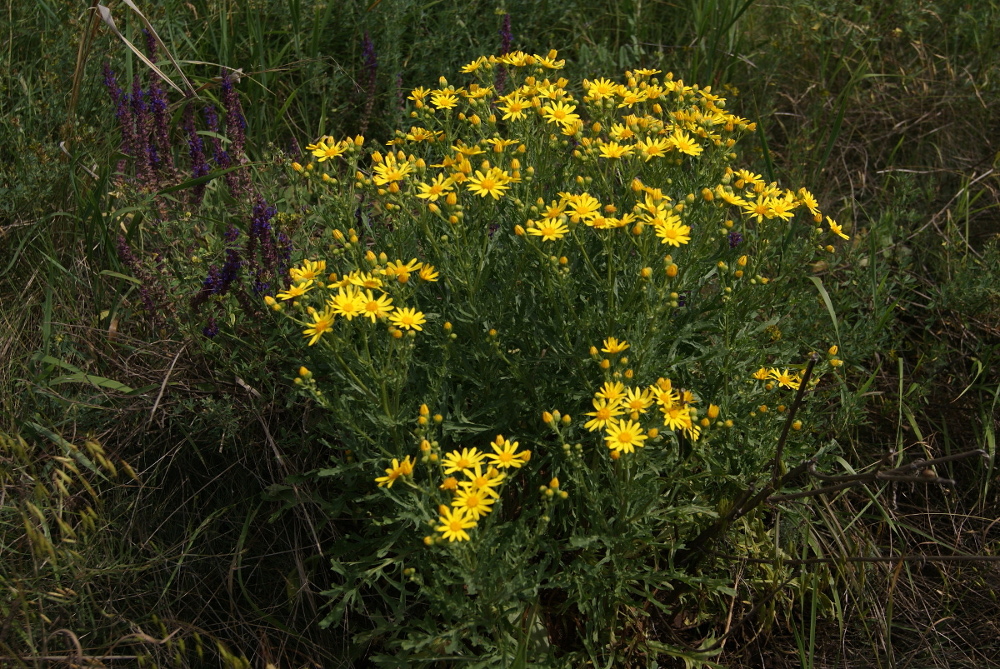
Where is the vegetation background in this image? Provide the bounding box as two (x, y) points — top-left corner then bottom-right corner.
(1, 0), (998, 666)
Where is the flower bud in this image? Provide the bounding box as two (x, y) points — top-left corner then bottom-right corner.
(549, 477), (560, 489)
(542, 411), (554, 424)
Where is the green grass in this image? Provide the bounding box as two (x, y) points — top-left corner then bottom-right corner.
(1, 0), (998, 666)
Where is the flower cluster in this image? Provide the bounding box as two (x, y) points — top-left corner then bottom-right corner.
(432, 434), (529, 542)
(570, 338), (729, 457)
(268, 252), (435, 346)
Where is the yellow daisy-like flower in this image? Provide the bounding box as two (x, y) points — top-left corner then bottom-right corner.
(605, 419), (648, 454)
(418, 264), (440, 282)
(636, 136), (669, 161)
(661, 404), (693, 432)
(442, 447), (486, 474)
(595, 381), (627, 403)
(653, 220), (692, 246)
(384, 258), (422, 282)
(290, 259), (326, 283)
(715, 185), (749, 208)
(564, 193), (601, 223)
(498, 95), (530, 121)
(439, 476), (459, 491)
(276, 280), (313, 301)
(375, 457), (412, 488)
(460, 465), (504, 498)
(667, 127), (703, 156)
(465, 168), (511, 199)
(360, 290), (393, 322)
(348, 271), (384, 290)
(541, 101), (581, 128)
(584, 397), (624, 432)
(415, 173), (454, 201)
(601, 337), (629, 354)
(311, 140), (347, 162)
(452, 487), (495, 520)
(752, 367), (771, 380)
(436, 506), (477, 542)
(408, 87), (431, 102)
(390, 307), (426, 331)
(431, 92), (459, 110)
(527, 220), (569, 242)
(597, 141), (634, 159)
(742, 195), (773, 223)
(827, 217), (850, 240)
(372, 153), (414, 185)
(585, 77), (618, 101)
(302, 308), (336, 346)
(623, 387), (653, 417)
(769, 368), (802, 390)
(486, 437), (527, 469)
(328, 287), (364, 320)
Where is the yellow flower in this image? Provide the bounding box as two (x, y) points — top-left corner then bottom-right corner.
(436, 507), (477, 542)
(769, 368), (802, 390)
(653, 219), (692, 246)
(499, 95), (530, 121)
(600, 337), (629, 354)
(585, 77), (618, 101)
(328, 286), (364, 321)
(460, 465), (504, 498)
(290, 259), (326, 283)
(584, 397), (624, 432)
(375, 457), (413, 488)
(373, 153), (414, 185)
(636, 136), (669, 161)
(623, 387), (653, 416)
(595, 381), (626, 403)
(563, 193), (601, 223)
(348, 271), (384, 290)
(276, 280), (313, 301)
(442, 447), (486, 474)
(452, 487), (495, 520)
(465, 168), (511, 199)
(541, 101), (581, 128)
(527, 220), (569, 242)
(302, 308), (336, 345)
(415, 173), (454, 201)
(384, 258), (422, 282)
(827, 216), (850, 240)
(311, 140), (348, 162)
(486, 437), (527, 469)
(418, 264), (440, 282)
(390, 307), (426, 331)
(605, 419), (648, 454)
(661, 404), (693, 432)
(360, 290), (394, 322)
(431, 92), (459, 109)
(752, 367), (771, 380)
(597, 141), (634, 159)
(667, 127), (703, 156)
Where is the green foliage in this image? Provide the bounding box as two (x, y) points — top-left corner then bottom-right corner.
(1, 0), (999, 666)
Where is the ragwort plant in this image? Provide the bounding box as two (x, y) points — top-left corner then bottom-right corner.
(262, 50), (855, 664)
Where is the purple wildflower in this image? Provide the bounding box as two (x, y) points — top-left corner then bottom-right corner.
(202, 317), (220, 338)
(221, 72), (247, 158)
(131, 75), (155, 188)
(249, 198), (278, 272)
(728, 231), (743, 248)
(183, 104), (209, 205)
(496, 14), (513, 93)
(103, 63), (135, 174)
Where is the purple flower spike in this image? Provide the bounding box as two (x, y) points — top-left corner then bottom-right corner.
(202, 317), (219, 338)
(728, 231), (743, 248)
